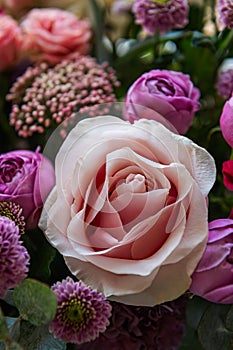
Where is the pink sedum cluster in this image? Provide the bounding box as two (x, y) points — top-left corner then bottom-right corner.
(0, 14), (23, 72)
(21, 8), (92, 65)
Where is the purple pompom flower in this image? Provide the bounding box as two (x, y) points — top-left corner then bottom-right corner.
(0, 201), (25, 235)
(0, 216), (30, 298)
(75, 295), (187, 350)
(132, 0), (189, 35)
(215, 0), (233, 31)
(50, 277), (112, 344)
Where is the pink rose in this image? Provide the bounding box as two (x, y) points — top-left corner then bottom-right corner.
(124, 69), (200, 134)
(0, 14), (23, 72)
(39, 116), (215, 306)
(20, 8), (92, 65)
(0, 149), (55, 229)
(190, 219), (233, 303)
(222, 160), (233, 191)
(220, 96), (233, 148)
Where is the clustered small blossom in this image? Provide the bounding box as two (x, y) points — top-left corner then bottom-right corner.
(0, 216), (29, 298)
(215, 0), (233, 31)
(50, 277), (112, 344)
(75, 296), (187, 350)
(215, 69), (233, 99)
(132, 0), (189, 35)
(7, 54), (120, 138)
(0, 201), (25, 235)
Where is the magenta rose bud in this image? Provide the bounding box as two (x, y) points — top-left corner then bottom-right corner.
(220, 96), (233, 148)
(222, 160), (233, 191)
(190, 219), (233, 303)
(124, 69), (200, 134)
(0, 148), (55, 230)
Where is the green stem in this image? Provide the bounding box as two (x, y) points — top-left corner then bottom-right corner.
(114, 31), (193, 67)
(216, 29), (233, 65)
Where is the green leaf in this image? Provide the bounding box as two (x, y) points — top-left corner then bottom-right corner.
(0, 308), (9, 341)
(225, 306), (233, 332)
(197, 304), (233, 350)
(14, 279), (57, 327)
(18, 321), (66, 350)
(7, 342), (24, 350)
(23, 229), (56, 282)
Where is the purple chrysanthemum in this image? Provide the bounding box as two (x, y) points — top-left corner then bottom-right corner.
(75, 295), (187, 350)
(50, 277), (112, 344)
(215, 0), (233, 31)
(216, 69), (233, 99)
(0, 201), (25, 235)
(132, 0), (189, 35)
(7, 54), (120, 138)
(0, 216), (29, 299)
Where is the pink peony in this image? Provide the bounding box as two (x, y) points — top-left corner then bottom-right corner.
(125, 69), (200, 134)
(39, 116), (216, 306)
(20, 8), (92, 65)
(0, 148), (55, 229)
(0, 14), (23, 72)
(190, 219), (233, 303)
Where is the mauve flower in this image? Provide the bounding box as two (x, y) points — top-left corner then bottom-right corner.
(222, 160), (233, 191)
(125, 69), (200, 134)
(0, 14), (23, 72)
(190, 219), (233, 303)
(20, 8), (92, 65)
(7, 55), (120, 138)
(50, 277), (112, 344)
(75, 295), (186, 350)
(216, 69), (233, 99)
(0, 216), (29, 298)
(39, 116), (216, 306)
(220, 96), (233, 148)
(215, 0), (233, 31)
(132, 0), (189, 35)
(0, 148), (55, 229)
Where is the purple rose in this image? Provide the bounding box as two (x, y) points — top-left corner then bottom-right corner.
(190, 219), (233, 303)
(0, 148), (55, 229)
(124, 69), (200, 134)
(220, 96), (233, 148)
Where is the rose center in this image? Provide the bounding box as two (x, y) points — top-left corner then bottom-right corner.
(0, 159), (23, 183)
(147, 78), (175, 96)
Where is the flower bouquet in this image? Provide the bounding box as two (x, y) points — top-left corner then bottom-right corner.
(0, 0), (233, 349)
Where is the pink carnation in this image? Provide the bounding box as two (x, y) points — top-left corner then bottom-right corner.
(20, 8), (92, 65)
(0, 14), (23, 72)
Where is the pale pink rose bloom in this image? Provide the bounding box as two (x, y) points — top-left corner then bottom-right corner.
(20, 8), (91, 65)
(39, 116), (216, 306)
(0, 14), (23, 72)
